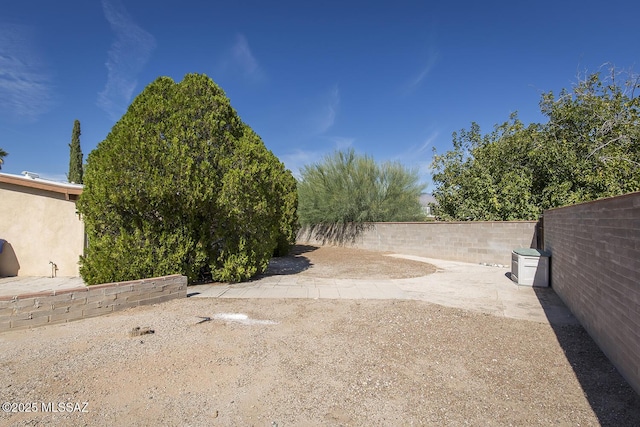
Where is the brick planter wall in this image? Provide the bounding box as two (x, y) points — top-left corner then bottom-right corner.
(544, 192), (640, 394)
(0, 275), (187, 332)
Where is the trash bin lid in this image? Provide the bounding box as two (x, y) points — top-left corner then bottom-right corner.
(513, 248), (550, 257)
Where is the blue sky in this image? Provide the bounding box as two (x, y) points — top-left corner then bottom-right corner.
(1, 0), (638, 189)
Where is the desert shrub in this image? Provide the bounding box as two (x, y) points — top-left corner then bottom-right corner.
(298, 149), (426, 225)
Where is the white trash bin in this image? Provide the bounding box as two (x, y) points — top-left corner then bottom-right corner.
(511, 248), (550, 287)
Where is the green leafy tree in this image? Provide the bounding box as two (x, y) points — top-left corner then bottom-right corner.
(431, 116), (542, 220)
(0, 148), (7, 170)
(534, 67), (640, 208)
(298, 148), (426, 225)
(77, 73), (297, 285)
(431, 67), (640, 220)
(68, 119), (83, 183)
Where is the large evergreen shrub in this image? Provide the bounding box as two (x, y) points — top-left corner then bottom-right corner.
(77, 74), (297, 285)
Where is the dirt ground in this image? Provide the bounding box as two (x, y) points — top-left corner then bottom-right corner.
(1, 246), (639, 426)
(262, 245), (438, 279)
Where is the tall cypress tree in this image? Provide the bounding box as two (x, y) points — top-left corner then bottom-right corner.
(68, 119), (83, 183)
(0, 147), (7, 170)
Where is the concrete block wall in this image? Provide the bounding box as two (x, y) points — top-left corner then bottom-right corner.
(0, 275), (187, 332)
(298, 221), (538, 266)
(543, 191), (640, 394)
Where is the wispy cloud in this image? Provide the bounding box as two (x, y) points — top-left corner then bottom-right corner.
(97, 0), (156, 120)
(330, 136), (354, 150)
(406, 46), (439, 93)
(403, 29), (439, 94)
(0, 24), (51, 122)
(280, 136), (354, 179)
(313, 85), (340, 134)
(232, 34), (264, 80)
(280, 148), (323, 179)
(416, 131), (438, 154)
(391, 130), (440, 188)
(217, 34), (265, 82)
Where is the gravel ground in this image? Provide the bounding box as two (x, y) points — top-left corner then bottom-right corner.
(1, 246), (639, 426)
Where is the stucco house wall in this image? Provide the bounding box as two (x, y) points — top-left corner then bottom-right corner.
(0, 173), (84, 277)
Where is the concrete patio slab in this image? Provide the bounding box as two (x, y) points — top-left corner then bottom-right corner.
(0, 276), (85, 298)
(1, 252), (578, 326)
(189, 254), (578, 326)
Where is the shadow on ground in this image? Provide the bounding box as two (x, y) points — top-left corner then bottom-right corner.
(259, 244), (317, 277)
(533, 285), (640, 425)
(187, 245), (317, 296)
(504, 272), (575, 325)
